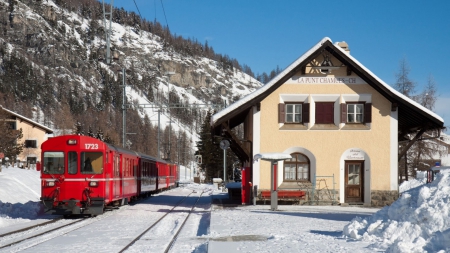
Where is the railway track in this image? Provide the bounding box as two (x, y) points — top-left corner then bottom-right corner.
(0, 218), (86, 251)
(0, 218), (63, 238)
(119, 189), (208, 252)
(0, 207), (121, 252)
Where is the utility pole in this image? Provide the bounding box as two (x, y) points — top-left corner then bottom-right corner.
(119, 68), (126, 148)
(164, 72), (175, 160)
(102, 0), (113, 64)
(157, 108), (161, 159)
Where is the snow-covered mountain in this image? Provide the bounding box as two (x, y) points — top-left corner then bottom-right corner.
(0, 0), (262, 160)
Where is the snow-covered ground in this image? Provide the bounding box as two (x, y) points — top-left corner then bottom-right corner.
(0, 166), (449, 252)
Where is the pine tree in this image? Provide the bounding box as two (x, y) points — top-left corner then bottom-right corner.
(73, 122), (83, 135)
(87, 125), (94, 137)
(0, 109), (24, 162)
(96, 128), (104, 141)
(196, 110), (221, 182)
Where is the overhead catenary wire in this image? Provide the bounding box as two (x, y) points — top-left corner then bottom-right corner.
(159, 0), (170, 31)
(132, 0), (142, 20)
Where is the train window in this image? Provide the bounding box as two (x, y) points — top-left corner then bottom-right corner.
(68, 152), (77, 174)
(43, 152), (64, 174)
(80, 152), (103, 174)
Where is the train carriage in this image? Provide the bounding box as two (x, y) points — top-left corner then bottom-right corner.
(137, 153), (159, 196)
(40, 135), (179, 216)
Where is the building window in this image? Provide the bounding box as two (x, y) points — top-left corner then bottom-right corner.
(284, 153), (310, 181)
(278, 103), (309, 124)
(315, 102), (334, 124)
(286, 103), (302, 123)
(347, 103), (364, 123)
(340, 103), (372, 124)
(24, 140), (37, 148)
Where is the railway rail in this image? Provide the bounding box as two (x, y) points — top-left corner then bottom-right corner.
(0, 218), (63, 238)
(0, 206), (123, 252)
(119, 190), (206, 252)
(0, 218), (86, 250)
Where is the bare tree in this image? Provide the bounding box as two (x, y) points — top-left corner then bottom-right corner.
(395, 62), (442, 181)
(395, 57), (416, 98)
(418, 74), (437, 111)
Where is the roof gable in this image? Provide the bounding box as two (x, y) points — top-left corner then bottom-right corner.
(211, 37), (443, 132)
(0, 106), (53, 133)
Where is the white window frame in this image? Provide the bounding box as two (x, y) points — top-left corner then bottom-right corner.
(285, 103), (302, 123)
(347, 103), (364, 123)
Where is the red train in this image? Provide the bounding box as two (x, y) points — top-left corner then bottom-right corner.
(39, 135), (178, 216)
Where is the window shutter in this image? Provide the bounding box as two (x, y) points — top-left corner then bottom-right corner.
(364, 103), (372, 123)
(303, 103), (310, 123)
(341, 103), (347, 123)
(278, 103), (285, 123)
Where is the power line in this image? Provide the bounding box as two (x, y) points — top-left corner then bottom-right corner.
(132, 0), (142, 20)
(159, 0), (170, 30)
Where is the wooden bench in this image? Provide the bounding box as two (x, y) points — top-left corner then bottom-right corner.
(260, 190), (306, 204)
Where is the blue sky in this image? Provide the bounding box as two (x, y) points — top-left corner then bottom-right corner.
(114, 0), (450, 130)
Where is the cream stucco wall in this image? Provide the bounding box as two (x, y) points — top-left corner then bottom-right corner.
(255, 68), (395, 203)
(16, 120), (49, 163)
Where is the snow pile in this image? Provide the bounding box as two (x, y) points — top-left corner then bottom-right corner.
(0, 166), (44, 228)
(343, 170), (450, 252)
(0, 201), (42, 219)
(399, 171), (427, 193)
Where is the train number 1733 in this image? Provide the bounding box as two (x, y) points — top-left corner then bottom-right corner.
(85, 144), (99, 149)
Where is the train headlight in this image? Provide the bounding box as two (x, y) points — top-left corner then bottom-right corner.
(67, 139), (77, 145)
(89, 181), (98, 187)
(46, 181), (55, 187)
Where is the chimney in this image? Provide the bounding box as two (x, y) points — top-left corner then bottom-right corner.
(337, 41), (350, 54)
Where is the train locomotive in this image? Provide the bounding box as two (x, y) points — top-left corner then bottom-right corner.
(39, 135), (178, 216)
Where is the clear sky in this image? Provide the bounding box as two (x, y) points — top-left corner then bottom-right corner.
(114, 0), (450, 129)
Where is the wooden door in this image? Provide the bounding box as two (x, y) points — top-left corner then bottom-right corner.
(345, 161), (364, 203)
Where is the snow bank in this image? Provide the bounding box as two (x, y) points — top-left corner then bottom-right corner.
(399, 171), (427, 193)
(343, 170), (450, 252)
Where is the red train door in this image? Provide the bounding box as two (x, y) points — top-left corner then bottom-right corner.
(105, 151), (112, 202)
(114, 155), (121, 199)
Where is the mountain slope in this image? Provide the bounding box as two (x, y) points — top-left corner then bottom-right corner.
(0, 0), (262, 163)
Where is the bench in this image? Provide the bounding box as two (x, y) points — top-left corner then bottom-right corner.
(260, 190), (306, 204)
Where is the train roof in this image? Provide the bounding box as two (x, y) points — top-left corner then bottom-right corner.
(45, 135), (172, 164)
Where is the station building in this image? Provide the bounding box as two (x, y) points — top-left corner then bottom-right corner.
(211, 37), (444, 206)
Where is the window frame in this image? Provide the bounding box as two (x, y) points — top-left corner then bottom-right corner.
(24, 139), (37, 148)
(340, 102), (372, 124)
(285, 102), (303, 124)
(278, 102), (309, 124)
(283, 152), (310, 182)
(346, 102), (364, 124)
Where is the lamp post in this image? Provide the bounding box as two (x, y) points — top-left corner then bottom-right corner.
(254, 153), (292, 211)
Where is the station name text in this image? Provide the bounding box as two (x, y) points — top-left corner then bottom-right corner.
(296, 77), (358, 84)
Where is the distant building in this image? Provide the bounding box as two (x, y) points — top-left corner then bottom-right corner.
(0, 106), (53, 166)
(211, 38), (444, 206)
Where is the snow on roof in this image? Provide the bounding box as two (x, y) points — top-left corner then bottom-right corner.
(211, 37), (444, 126)
(0, 106), (53, 133)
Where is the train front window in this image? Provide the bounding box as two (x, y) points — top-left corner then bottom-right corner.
(81, 152), (103, 174)
(68, 152), (77, 175)
(43, 152), (64, 174)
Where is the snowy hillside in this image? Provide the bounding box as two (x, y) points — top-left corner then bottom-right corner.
(0, 0), (262, 158)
